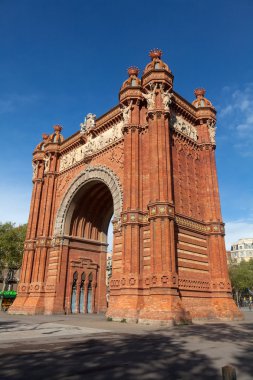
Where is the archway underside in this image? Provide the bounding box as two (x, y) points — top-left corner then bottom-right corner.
(66, 180), (114, 315)
(70, 181), (113, 241)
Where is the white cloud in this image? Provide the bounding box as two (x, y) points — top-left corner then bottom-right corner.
(219, 83), (253, 155)
(225, 219), (253, 249)
(220, 104), (233, 117)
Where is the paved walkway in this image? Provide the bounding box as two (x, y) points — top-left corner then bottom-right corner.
(0, 310), (253, 379)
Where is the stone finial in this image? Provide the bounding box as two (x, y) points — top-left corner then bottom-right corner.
(53, 125), (63, 133)
(192, 88), (214, 109)
(194, 88), (206, 98)
(127, 66), (140, 77)
(149, 48), (163, 60)
(42, 133), (49, 141)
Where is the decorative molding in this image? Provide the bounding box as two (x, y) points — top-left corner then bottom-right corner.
(54, 165), (123, 236)
(175, 216), (207, 233)
(59, 121), (123, 172)
(179, 277), (211, 291)
(121, 211), (149, 225)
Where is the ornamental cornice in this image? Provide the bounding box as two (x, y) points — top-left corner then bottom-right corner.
(175, 215), (207, 233)
(119, 87), (143, 103)
(142, 70), (173, 88)
(172, 92), (197, 121)
(175, 214), (225, 235)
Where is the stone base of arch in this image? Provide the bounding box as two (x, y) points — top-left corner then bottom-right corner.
(8, 293), (28, 314)
(106, 290), (192, 325)
(9, 292), (46, 315)
(106, 291), (243, 324)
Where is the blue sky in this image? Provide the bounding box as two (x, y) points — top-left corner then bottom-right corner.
(0, 0), (252, 249)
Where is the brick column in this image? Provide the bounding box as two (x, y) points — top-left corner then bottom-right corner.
(9, 157), (44, 314)
(199, 124), (242, 319)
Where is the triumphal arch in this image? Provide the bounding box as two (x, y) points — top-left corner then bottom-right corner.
(10, 50), (241, 322)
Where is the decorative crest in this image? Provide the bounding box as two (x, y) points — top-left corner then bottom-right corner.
(80, 113), (96, 133)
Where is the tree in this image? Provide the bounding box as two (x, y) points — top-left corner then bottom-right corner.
(0, 222), (27, 291)
(229, 259), (253, 305)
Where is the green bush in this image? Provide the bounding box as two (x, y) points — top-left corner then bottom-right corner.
(0, 290), (17, 299)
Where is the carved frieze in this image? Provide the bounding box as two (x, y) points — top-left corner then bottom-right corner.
(170, 112), (198, 141)
(59, 121), (123, 172)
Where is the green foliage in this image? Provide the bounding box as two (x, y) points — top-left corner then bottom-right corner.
(0, 222), (27, 271)
(229, 259), (253, 292)
(0, 290), (17, 298)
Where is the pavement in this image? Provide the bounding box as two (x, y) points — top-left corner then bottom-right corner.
(0, 310), (253, 379)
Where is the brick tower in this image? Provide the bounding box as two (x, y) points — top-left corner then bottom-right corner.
(10, 50), (242, 323)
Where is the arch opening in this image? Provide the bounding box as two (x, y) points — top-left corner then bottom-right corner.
(67, 180), (114, 244)
(65, 179), (115, 315)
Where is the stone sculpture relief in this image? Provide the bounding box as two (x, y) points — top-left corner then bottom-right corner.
(80, 113), (96, 133)
(59, 121), (123, 172)
(32, 162), (38, 179)
(121, 100), (133, 125)
(170, 113), (198, 141)
(207, 119), (216, 144)
(44, 154), (51, 173)
(160, 84), (173, 111)
(143, 83), (158, 110)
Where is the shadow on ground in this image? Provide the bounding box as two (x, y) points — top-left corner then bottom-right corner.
(0, 333), (219, 380)
(0, 319), (253, 379)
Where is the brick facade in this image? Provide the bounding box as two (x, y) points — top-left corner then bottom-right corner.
(9, 50), (242, 323)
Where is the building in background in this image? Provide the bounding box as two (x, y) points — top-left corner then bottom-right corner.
(230, 238), (253, 264)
